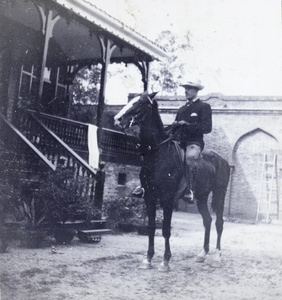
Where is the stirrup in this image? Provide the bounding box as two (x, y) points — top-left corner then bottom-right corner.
(132, 186), (145, 198)
(183, 189), (194, 204)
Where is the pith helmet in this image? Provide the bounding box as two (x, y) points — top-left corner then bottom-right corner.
(180, 78), (204, 90)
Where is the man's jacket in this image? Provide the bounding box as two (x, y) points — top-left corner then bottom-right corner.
(175, 99), (212, 149)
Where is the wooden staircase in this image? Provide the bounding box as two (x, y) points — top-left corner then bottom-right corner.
(1, 109), (142, 237)
(0, 111), (104, 229)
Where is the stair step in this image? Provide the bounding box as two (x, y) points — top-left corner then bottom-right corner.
(63, 220), (107, 225)
(78, 229), (112, 234)
(58, 220), (107, 230)
(77, 229), (112, 243)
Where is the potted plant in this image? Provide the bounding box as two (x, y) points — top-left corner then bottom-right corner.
(17, 198), (47, 248)
(37, 165), (80, 244)
(104, 196), (138, 232)
(37, 161), (101, 244)
(131, 200), (149, 235)
(104, 196), (163, 234)
(133, 202), (163, 235)
(0, 179), (22, 252)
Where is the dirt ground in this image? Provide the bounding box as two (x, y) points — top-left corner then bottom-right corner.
(1, 211), (282, 300)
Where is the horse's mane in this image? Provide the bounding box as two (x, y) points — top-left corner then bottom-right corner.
(152, 100), (164, 135)
(139, 99), (165, 148)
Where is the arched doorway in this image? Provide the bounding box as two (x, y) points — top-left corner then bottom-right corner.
(230, 128), (280, 220)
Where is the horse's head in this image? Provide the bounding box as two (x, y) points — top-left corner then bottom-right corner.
(114, 91), (158, 129)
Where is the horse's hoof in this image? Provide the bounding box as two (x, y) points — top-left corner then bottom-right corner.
(209, 260), (221, 268)
(195, 256), (205, 263)
(209, 250), (222, 268)
(158, 262), (170, 272)
(195, 249), (208, 263)
(139, 259), (152, 269)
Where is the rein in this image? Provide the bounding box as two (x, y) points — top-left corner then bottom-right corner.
(129, 127), (179, 155)
(125, 98), (181, 151)
(159, 130), (179, 146)
(127, 109), (181, 151)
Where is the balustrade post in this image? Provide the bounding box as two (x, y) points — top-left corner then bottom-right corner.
(93, 161), (105, 216)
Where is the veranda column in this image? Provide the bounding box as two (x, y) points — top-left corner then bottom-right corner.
(6, 58), (21, 121)
(134, 60), (150, 91)
(96, 37), (116, 127)
(0, 40), (12, 116)
(38, 7), (60, 108)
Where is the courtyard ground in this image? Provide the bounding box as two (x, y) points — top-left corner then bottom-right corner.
(1, 211), (282, 300)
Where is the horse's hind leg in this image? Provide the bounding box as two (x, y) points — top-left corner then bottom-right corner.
(209, 187), (227, 268)
(196, 196), (212, 262)
(212, 188), (227, 252)
(212, 159), (230, 255)
(215, 209), (224, 251)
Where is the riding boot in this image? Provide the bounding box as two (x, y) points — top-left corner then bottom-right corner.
(131, 186), (145, 198)
(183, 166), (195, 205)
(182, 150), (195, 204)
(183, 190), (194, 204)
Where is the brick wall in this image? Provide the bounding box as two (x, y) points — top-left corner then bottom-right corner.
(158, 94), (282, 221)
(102, 162), (140, 202)
(103, 94), (282, 221)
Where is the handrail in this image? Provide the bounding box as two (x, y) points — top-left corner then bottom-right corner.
(28, 110), (88, 126)
(16, 110), (99, 201)
(31, 110), (142, 166)
(28, 110), (89, 151)
(30, 113), (97, 176)
(29, 109), (139, 147)
(0, 113), (56, 171)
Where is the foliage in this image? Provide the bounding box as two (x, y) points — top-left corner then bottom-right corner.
(149, 30), (192, 95)
(71, 65), (102, 105)
(0, 149), (26, 230)
(0, 181), (22, 222)
(104, 196), (163, 226)
(103, 196), (146, 224)
(79, 197), (102, 223)
(36, 164), (101, 225)
(20, 198), (47, 230)
(0, 150), (100, 229)
(68, 30), (191, 108)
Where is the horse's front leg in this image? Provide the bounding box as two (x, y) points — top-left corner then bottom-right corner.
(158, 203), (173, 272)
(140, 198), (156, 269)
(196, 198), (212, 262)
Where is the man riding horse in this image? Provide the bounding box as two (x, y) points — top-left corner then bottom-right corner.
(133, 77), (212, 202)
(115, 86), (229, 269)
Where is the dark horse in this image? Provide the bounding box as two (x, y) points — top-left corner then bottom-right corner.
(114, 91), (230, 271)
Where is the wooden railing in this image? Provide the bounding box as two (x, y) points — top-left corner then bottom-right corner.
(30, 110), (142, 166)
(98, 128), (141, 166)
(30, 111), (88, 154)
(0, 113), (55, 191)
(0, 113), (55, 171)
(17, 111), (98, 200)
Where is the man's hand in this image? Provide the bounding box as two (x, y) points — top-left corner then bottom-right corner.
(177, 120), (189, 127)
(170, 121), (189, 134)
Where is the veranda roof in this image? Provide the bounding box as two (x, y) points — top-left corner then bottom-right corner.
(52, 0), (168, 62)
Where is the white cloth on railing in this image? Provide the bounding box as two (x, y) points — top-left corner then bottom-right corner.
(88, 124), (99, 169)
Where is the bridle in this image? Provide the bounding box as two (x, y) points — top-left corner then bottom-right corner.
(127, 98), (153, 129)
(122, 94), (182, 153)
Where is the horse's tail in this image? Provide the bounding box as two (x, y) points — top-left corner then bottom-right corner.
(211, 186), (228, 213)
(211, 156), (230, 213)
